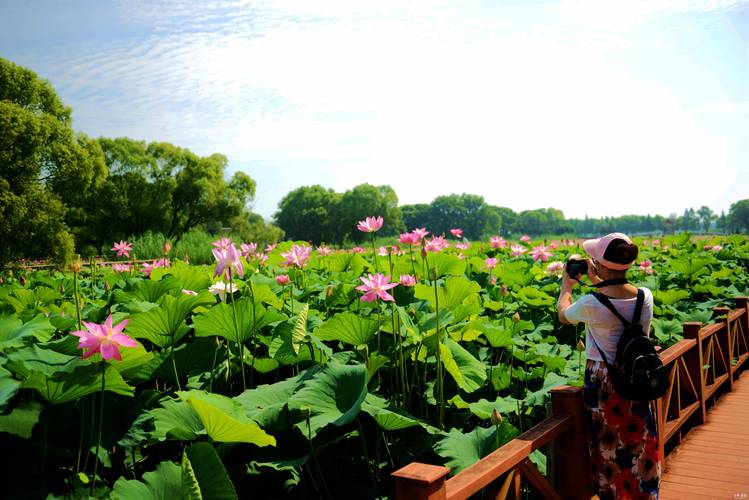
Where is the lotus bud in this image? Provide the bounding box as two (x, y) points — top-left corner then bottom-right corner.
(490, 408), (503, 426)
(276, 274), (290, 286)
(512, 312), (521, 323)
(325, 285), (335, 298)
(500, 285), (509, 296)
(19, 275), (26, 286)
(488, 276), (497, 286)
(104, 281), (110, 291)
(69, 257), (82, 273)
(163, 241), (172, 254)
(577, 339), (585, 351)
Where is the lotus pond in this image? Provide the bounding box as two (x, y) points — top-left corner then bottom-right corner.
(0, 232), (747, 498)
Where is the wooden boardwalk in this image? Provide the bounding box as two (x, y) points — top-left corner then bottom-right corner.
(661, 372), (749, 500)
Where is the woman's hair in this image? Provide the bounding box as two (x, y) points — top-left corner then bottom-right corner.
(603, 238), (639, 266)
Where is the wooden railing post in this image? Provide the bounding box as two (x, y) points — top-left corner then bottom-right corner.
(713, 306), (733, 392)
(737, 297), (749, 379)
(391, 462), (450, 500)
(550, 386), (588, 500)
(682, 322), (706, 424)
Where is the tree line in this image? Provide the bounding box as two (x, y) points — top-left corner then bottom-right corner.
(2, 57), (747, 266)
(1, 58), (280, 267)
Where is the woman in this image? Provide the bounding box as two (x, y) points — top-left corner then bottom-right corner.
(557, 233), (660, 499)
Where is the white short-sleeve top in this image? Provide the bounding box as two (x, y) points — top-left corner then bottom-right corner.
(564, 287), (654, 364)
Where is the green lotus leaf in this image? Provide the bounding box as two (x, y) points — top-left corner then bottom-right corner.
(653, 289), (690, 306)
(361, 393), (442, 434)
(0, 399), (41, 438)
(434, 421), (519, 474)
(127, 292), (214, 348)
(21, 362), (134, 403)
(287, 362), (368, 438)
(516, 287), (555, 307)
(180, 390), (276, 446)
(0, 314), (56, 348)
(193, 297), (285, 343)
(181, 442), (238, 500)
(313, 311), (378, 346)
(439, 338), (486, 393)
(112, 460), (183, 500)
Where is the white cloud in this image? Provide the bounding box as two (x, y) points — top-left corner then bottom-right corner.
(11, 0), (746, 220)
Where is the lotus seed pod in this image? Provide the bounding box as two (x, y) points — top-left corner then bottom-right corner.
(512, 312), (521, 323)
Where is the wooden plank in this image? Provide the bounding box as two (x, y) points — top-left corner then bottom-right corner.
(671, 449), (749, 463)
(517, 459), (561, 500)
(664, 462), (749, 483)
(666, 455), (749, 473)
(677, 443), (749, 458)
(444, 416), (570, 500)
(660, 481), (745, 498)
(662, 472), (749, 489)
(663, 401), (700, 441)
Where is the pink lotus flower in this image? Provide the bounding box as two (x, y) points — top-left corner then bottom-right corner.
(316, 245), (332, 256)
(399, 232), (420, 245)
(424, 236), (449, 253)
(399, 274), (417, 286)
(275, 274), (290, 286)
(642, 240), (649, 247)
(510, 245), (527, 257)
(548, 241), (559, 249)
(111, 240), (133, 258)
(450, 228), (463, 238)
(457, 252), (466, 259)
(411, 228), (429, 240)
(711, 245), (723, 251)
(71, 315), (137, 361)
(357, 216), (384, 233)
(530, 244), (553, 262)
(213, 243), (244, 280)
(456, 242), (470, 250)
(356, 273), (398, 302)
(652, 239), (660, 246)
(520, 235), (531, 243)
(265, 243), (277, 253)
(490, 236), (507, 249)
(240, 242), (257, 258)
(485, 257), (498, 270)
(112, 263), (131, 273)
(488, 276), (497, 285)
(212, 237), (233, 250)
(281, 244), (312, 268)
(545, 261), (564, 276)
(378, 246), (389, 256)
(351, 246), (365, 254)
(163, 241), (172, 254)
(256, 253), (268, 266)
(639, 260), (654, 274)
(142, 258), (169, 277)
(181, 289), (198, 296)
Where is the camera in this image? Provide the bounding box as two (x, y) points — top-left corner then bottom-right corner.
(566, 258), (588, 278)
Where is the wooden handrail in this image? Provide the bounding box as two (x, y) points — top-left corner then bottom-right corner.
(391, 296), (749, 500)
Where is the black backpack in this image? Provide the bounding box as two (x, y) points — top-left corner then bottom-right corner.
(589, 289), (670, 401)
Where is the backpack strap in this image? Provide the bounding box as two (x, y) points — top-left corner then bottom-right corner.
(591, 292), (630, 326)
(631, 288), (645, 326)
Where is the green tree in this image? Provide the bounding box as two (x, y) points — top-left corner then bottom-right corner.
(728, 199), (749, 233)
(274, 185), (340, 244)
(696, 205), (716, 233)
(0, 57), (106, 266)
(336, 184), (404, 242)
(425, 194), (501, 239)
(401, 203), (431, 231)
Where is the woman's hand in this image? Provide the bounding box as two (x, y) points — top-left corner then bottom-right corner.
(586, 258), (602, 285)
(561, 262), (580, 289)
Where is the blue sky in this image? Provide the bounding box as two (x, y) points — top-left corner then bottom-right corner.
(1, 0), (747, 220)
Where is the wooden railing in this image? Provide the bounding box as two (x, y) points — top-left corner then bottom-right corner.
(391, 297), (749, 500)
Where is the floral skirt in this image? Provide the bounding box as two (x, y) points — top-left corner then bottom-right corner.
(583, 360), (661, 499)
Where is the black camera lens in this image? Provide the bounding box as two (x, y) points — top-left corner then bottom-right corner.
(566, 258), (588, 278)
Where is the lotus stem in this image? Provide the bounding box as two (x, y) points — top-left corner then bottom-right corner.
(171, 343), (181, 391)
(91, 362), (105, 496)
(73, 271), (82, 331)
(248, 280), (257, 388)
(370, 233), (379, 272)
(228, 270), (246, 391)
(433, 270), (444, 430)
